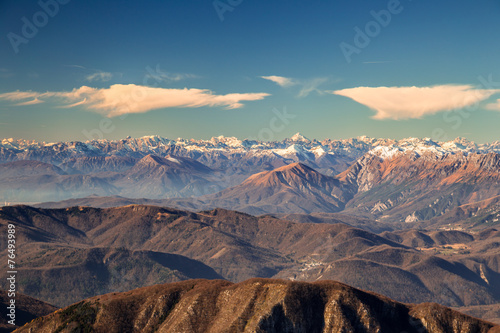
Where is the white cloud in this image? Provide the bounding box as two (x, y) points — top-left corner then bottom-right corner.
(157, 73), (198, 81)
(0, 84), (270, 117)
(85, 72), (113, 82)
(14, 98), (43, 106)
(147, 72), (198, 83)
(261, 75), (297, 87)
(63, 98), (87, 108)
(261, 75), (330, 97)
(0, 68), (14, 79)
(0, 91), (40, 100)
(486, 99), (500, 111)
(64, 64), (86, 69)
(298, 78), (328, 98)
(362, 61), (393, 64)
(143, 65), (199, 84)
(332, 85), (500, 120)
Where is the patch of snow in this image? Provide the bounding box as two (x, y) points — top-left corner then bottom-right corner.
(273, 144), (305, 157)
(311, 146), (327, 157)
(167, 156), (181, 164)
(370, 146), (402, 160)
(405, 212), (420, 223)
(291, 132), (310, 142)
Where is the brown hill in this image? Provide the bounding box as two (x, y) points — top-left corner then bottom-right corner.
(0, 289), (57, 332)
(456, 304), (500, 325)
(274, 211), (396, 233)
(35, 195), (167, 209)
(33, 152), (500, 230)
(423, 195), (500, 230)
(1, 205), (500, 312)
(15, 279), (495, 333)
(13, 246), (223, 306)
(196, 162), (353, 214)
(380, 229), (475, 248)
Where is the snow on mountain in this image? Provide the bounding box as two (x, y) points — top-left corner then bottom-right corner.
(167, 156), (181, 164)
(272, 144), (308, 158)
(1, 138), (43, 150)
(290, 132), (311, 142)
(369, 146), (403, 160)
(1, 134), (500, 166)
(209, 135), (243, 147)
(311, 146), (328, 157)
(364, 137), (493, 161)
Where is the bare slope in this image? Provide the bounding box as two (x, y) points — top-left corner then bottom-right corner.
(1, 205), (500, 311)
(16, 279), (496, 333)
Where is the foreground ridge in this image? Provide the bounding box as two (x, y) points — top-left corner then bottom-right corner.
(17, 278), (496, 333)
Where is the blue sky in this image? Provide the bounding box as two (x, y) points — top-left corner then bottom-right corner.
(1, 0), (500, 143)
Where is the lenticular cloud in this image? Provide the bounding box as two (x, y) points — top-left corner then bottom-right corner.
(0, 84), (270, 117)
(333, 85), (500, 120)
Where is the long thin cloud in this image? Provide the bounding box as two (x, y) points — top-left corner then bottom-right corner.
(486, 99), (500, 111)
(0, 84), (270, 117)
(0, 91), (40, 100)
(85, 72), (113, 82)
(14, 98), (43, 106)
(297, 78), (328, 98)
(332, 85), (500, 120)
(261, 75), (297, 87)
(261, 75), (329, 97)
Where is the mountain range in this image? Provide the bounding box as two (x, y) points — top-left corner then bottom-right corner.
(15, 279), (497, 333)
(3, 134), (500, 227)
(3, 134), (500, 330)
(2, 135), (500, 184)
(34, 158), (500, 230)
(1, 205), (499, 319)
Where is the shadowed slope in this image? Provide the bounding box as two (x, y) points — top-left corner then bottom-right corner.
(0, 290), (57, 332)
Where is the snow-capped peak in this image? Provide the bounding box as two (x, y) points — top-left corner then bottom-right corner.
(290, 132), (310, 142)
(3, 134), (500, 166)
(210, 135), (243, 147)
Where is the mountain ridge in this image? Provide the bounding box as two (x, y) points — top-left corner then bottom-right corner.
(14, 278), (497, 333)
(2, 205), (500, 311)
(3, 135), (500, 170)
